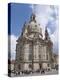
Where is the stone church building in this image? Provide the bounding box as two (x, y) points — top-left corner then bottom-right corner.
(15, 13), (53, 73)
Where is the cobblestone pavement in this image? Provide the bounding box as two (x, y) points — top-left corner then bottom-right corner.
(11, 70), (58, 77)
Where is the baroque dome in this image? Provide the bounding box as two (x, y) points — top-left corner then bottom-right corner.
(27, 14), (42, 37)
(22, 13), (43, 39)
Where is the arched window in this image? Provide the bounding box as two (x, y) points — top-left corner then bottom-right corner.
(18, 64), (21, 70)
(29, 44), (33, 61)
(29, 64), (32, 69)
(46, 55), (48, 60)
(29, 53), (32, 60)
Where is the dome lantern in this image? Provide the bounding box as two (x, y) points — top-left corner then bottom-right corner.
(30, 13), (36, 22)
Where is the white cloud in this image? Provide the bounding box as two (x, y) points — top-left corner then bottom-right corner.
(50, 28), (59, 53)
(8, 35), (18, 60)
(11, 35), (17, 54)
(30, 4), (59, 54)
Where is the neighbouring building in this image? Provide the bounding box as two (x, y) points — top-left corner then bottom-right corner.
(15, 13), (58, 73)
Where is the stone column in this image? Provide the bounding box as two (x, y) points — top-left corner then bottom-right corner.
(23, 43), (30, 70)
(33, 43), (39, 71)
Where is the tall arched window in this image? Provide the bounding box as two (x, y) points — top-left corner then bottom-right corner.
(29, 44), (33, 61)
(46, 55), (48, 60)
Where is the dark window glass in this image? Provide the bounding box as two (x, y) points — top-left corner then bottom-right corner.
(29, 53), (32, 60)
(46, 55), (48, 60)
(48, 64), (50, 67)
(29, 64), (32, 69)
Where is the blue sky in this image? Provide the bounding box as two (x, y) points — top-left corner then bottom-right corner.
(8, 3), (59, 60)
(10, 3), (32, 36)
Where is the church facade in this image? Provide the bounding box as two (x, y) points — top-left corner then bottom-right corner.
(15, 14), (53, 73)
